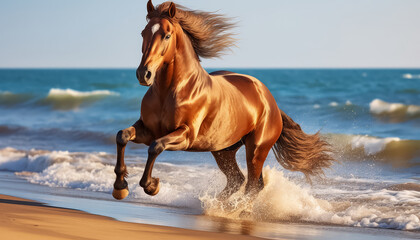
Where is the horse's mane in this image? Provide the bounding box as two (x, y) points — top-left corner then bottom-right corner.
(147, 2), (236, 59)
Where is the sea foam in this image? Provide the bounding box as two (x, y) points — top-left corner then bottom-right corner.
(1, 146), (419, 231)
(200, 167), (420, 230)
(47, 88), (118, 98)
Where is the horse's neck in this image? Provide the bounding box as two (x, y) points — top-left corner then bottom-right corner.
(154, 32), (209, 96)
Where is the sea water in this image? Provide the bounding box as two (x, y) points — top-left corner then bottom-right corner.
(0, 69), (419, 236)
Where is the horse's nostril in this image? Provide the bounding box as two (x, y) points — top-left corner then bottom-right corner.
(145, 71), (152, 80)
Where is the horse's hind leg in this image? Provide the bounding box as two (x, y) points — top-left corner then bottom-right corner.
(211, 142), (245, 200)
(113, 120), (152, 200)
(244, 137), (272, 196)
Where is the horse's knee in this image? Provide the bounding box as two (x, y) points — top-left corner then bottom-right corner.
(116, 129), (131, 145)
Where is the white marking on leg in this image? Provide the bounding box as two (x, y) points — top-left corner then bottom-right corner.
(151, 23), (160, 35)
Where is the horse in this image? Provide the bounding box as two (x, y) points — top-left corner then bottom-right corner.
(112, 0), (334, 201)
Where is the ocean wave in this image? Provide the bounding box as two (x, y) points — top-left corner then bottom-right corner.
(1, 147), (419, 231)
(328, 101), (352, 107)
(350, 135), (400, 155)
(325, 133), (420, 168)
(329, 101), (338, 107)
(0, 124), (115, 151)
(0, 147), (70, 172)
(0, 88), (119, 110)
(0, 91), (32, 106)
(47, 88), (118, 98)
(369, 99), (420, 122)
(0, 125), (25, 134)
(42, 88), (119, 110)
(402, 73), (420, 79)
(314, 100), (353, 109)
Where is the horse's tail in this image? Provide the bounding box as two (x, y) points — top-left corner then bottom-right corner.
(273, 111), (334, 181)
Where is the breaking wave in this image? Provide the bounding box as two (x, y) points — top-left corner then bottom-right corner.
(0, 146), (419, 231)
(369, 99), (420, 122)
(0, 89), (119, 110)
(0, 91), (32, 106)
(325, 133), (420, 168)
(42, 88), (119, 110)
(47, 88), (118, 98)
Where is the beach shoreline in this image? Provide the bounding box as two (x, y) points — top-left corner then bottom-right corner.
(0, 194), (263, 240)
(1, 178), (418, 240)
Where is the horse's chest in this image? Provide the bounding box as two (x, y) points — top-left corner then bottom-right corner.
(141, 99), (184, 137)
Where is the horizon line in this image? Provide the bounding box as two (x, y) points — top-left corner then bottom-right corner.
(1, 67), (420, 70)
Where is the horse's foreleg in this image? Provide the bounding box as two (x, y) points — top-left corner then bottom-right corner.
(140, 125), (190, 196)
(113, 120), (152, 200)
(211, 142), (244, 200)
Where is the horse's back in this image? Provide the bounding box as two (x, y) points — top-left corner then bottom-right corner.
(210, 70), (279, 114)
(208, 70), (283, 146)
(209, 70), (235, 76)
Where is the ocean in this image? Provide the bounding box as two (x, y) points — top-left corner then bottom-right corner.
(0, 69), (419, 238)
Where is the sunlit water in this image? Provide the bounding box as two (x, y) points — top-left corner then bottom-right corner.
(0, 69), (419, 238)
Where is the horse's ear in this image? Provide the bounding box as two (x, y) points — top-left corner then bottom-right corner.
(147, 0), (155, 14)
(168, 2), (176, 18)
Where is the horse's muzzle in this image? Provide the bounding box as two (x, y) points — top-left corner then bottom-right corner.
(136, 67), (153, 86)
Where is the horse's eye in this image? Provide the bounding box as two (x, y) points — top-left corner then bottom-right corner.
(165, 34), (171, 40)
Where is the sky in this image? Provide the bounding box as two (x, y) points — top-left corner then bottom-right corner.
(0, 0), (420, 68)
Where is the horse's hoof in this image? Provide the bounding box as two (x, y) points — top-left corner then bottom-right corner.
(143, 178), (160, 196)
(112, 188), (129, 200)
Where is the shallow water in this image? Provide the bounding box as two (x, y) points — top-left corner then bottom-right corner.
(0, 69), (419, 237)
(0, 172), (418, 240)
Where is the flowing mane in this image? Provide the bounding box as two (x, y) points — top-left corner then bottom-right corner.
(146, 2), (236, 59)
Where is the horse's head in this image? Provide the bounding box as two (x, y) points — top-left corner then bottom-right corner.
(136, 1), (178, 86)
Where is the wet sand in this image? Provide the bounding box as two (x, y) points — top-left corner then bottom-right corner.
(0, 194), (263, 240)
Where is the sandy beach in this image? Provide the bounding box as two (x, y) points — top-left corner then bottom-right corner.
(0, 194), (263, 240)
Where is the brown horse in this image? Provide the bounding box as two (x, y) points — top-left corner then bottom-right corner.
(112, 1), (334, 200)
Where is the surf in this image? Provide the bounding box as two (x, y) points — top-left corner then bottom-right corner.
(369, 99), (420, 122)
(42, 88), (119, 110)
(1, 145), (419, 231)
